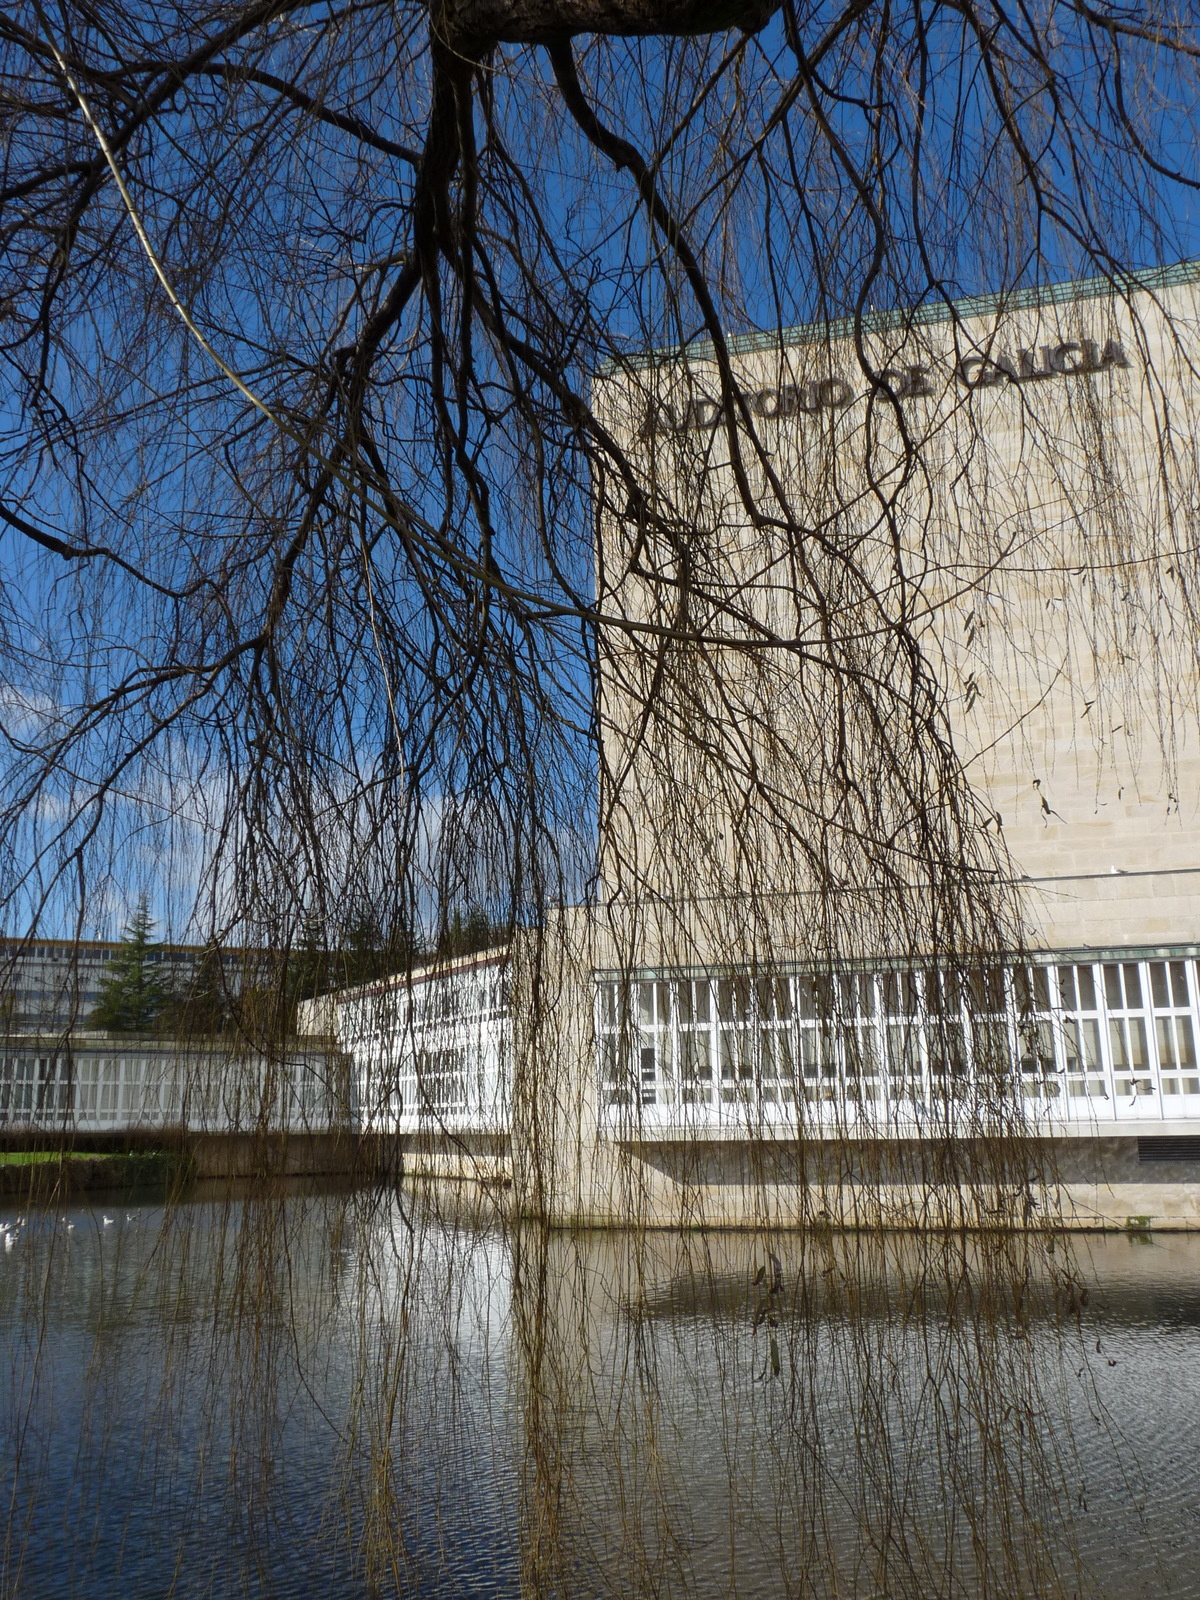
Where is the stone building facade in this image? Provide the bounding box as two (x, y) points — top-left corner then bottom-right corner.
(324, 265), (1200, 1228)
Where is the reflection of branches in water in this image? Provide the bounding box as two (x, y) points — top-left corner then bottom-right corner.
(510, 1216), (1091, 1600)
(2, 1182), (1102, 1598)
(2, 0), (1200, 1593)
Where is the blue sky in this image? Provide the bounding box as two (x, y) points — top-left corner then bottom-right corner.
(4, 2), (1200, 942)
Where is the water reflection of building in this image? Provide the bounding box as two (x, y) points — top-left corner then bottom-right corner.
(505, 1222), (1090, 1600)
(319, 267), (1200, 1227)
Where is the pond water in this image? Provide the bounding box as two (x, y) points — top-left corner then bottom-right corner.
(1, 1183), (1198, 1599)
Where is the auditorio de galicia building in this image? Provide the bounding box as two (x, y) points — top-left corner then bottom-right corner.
(318, 264), (1200, 1229)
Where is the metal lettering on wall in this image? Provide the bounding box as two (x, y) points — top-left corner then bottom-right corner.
(648, 337), (1131, 434)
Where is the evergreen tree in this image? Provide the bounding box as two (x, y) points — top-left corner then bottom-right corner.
(341, 910), (388, 989)
(286, 917), (329, 1014)
(329, 909), (420, 991)
(90, 898), (170, 1033)
(163, 942), (230, 1037)
(436, 907), (503, 961)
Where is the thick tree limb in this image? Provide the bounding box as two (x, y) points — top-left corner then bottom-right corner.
(440, 0), (782, 49)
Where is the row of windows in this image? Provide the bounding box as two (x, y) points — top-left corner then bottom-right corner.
(353, 994), (511, 1127)
(0, 1055), (340, 1126)
(1, 947), (115, 962)
(388, 1047), (471, 1119)
(2, 948), (208, 964)
(342, 972), (509, 1044)
(599, 962), (1198, 1027)
(596, 961), (1200, 1112)
(0, 1056), (71, 1118)
(0, 1056), (174, 1121)
(6, 990), (104, 1002)
(359, 1029), (511, 1124)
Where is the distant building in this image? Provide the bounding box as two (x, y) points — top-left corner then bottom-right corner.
(3, 938), (177, 1034)
(0, 939), (345, 1141)
(0, 1036), (347, 1138)
(0, 937), (259, 1035)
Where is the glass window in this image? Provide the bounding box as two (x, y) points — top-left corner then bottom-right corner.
(759, 1030), (798, 1102)
(655, 982), (672, 1025)
(835, 973), (874, 1018)
(1032, 966), (1052, 1011)
(973, 1015), (1012, 1073)
(968, 967), (1007, 1014)
(1018, 1019), (1054, 1069)
(797, 1028), (821, 1081)
(678, 1030), (712, 1084)
(1063, 1017), (1101, 1071)
(637, 982), (656, 1028)
(599, 983), (619, 1029)
(1150, 960), (1190, 1010)
(793, 979), (819, 1020)
(756, 977), (792, 1022)
(717, 977), (752, 1023)
(1110, 1017), (1150, 1075)
(1104, 962), (1143, 1011)
(1017, 966), (1052, 1012)
(886, 1018), (920, 1070)
(76, 1057), (99, 1115)
(881, 971), (919, 1018)
(843, 1023), (881, 1098)
(719, 1028), (754, 1087)
(927, 1016), (968, 1084)
(100, 1061), (119, 1114)
(639, 1045), (657, 1104)
(1157, 1015), (1197, 1070)
(1063, 1017), (1107, 1098)
(1057, 965), (1097, 1012)
(928, 969), (962, 1016)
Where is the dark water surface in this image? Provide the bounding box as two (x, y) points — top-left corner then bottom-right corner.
(1, 1184), (1198, 1599)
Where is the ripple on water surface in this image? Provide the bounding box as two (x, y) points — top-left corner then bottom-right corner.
(1, 1190), (1199, 1600)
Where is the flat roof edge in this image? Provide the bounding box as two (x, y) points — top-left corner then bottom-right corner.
(593, 943), (1200, 981)
(600, 258), (1200, 376)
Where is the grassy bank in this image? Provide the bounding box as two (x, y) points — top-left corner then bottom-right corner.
(0, 1149), (191, 1196)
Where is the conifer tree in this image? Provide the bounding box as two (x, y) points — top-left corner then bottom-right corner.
(90, 898), (170, 1033)
(164, 943), (230, 1037)
(436, 908), (502, 960)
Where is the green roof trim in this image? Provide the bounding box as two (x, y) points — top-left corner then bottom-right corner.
(594, 943), (1200, 983)
(604, 258), (1200, 374)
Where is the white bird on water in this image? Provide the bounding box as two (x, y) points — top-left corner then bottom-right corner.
(102, 1216), (114, 1227)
